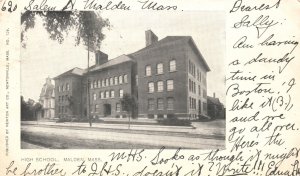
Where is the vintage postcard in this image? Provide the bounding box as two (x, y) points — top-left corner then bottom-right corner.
(0, 0), (300, 175)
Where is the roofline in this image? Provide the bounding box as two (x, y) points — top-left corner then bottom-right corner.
(188, 38), (211, 72)
(88, 55), (135, 74)
(53, 67), (84, 80)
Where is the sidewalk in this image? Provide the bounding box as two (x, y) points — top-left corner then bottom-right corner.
(22, 120), (225, 137)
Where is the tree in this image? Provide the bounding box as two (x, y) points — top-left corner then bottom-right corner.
(21, 11), (110, 126)
(21, 11), (110, 50)
(120, 93), (137, 129)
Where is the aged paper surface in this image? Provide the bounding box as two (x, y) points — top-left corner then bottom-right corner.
(1, 0), (300, 175)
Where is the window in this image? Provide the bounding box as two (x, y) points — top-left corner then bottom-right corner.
(116, 103), (121, 112)
(148, 99), (154, 111)
(145, 65), (151, 76)
(105, 78), (109, 86)
(58, 86), (61, 92)
(203, 102), (207, 112)
(167, 98), (174, 110)
(62, 85), (65, 91)
(58, 96), (61, 102)
(148, 82), (154, 93)
(93, 93), (97, 100)
(110, 77), (114, 86)
(119, 75), (123, 84)
(119, 89), (124, 98)
(124, 74), (128, 83)
(114, 77), (118, 85)
(97, 80), (101, 88)
(198, 85), (201, 96)
(93, 81), (97, 88)
(90, 82), (93, 89)
(106, 91), (110, 98)
(169, 60), (176, 72)
(100, 92), (104, 99)
(102, 80), (105, 87)
(157, 63), (163, 74)
(157, 81), (163, 92)
(62, 96), (64, 102)
(65, 95), (68, 102)
(157, 98), (164, 110)
(111, 90), (115, 98)
(95, 104), (99, 112)
(135, 75), (138, 85)
(167, 80), (174, 91)
(62, 106), (64, 113)
(66, 83), (70, 91)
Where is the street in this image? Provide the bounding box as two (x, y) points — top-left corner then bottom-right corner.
(21, 120), (225, 149)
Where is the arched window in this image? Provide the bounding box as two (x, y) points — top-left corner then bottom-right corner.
(148, 82), (154, 93)
(93, 93), (97, 100)
(114, 76), (118, 85)
(169, 59), (176, 72)
(105, 91), (110, 98)
(157, 98), (164, 110)
(167, 80), (174, 91)
(157, 81), (163, 92)
(119, 89), (124, 98)
(119, 75), (123, 84)
(110, 77), (114, 86)
(124, 74), (128, 83)
(157, 63), (163, 74)
(97, 80), (101, 88)
(167, 97), (174, 110)
(145, 65), (151, 76)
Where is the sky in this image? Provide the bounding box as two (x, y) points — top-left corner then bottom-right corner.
(21, 11), (226, 104)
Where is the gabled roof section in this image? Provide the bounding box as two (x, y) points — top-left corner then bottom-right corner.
(54, 67), (85, 79)
(208, 96), (222, 105)
(89, 54), (134, 72)
(132, 36), (210, 71)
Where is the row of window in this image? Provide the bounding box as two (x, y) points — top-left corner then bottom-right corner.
(90, 74), (128, 89)
(189, 97), (208, 112)
(58, 83), (70, 92)
(58, 106), (68, 113)
(148, 97), (174, 111)
(93, 89), (124, 100)
(189, 97), (197, 109)
(145, 60), (176, 76)
(148, 80), (174, 93)
(58, 95), (69, 102)
(91, 103), (122, 113)
(189, 79), (197, 94)
(189, 60), (206, 85)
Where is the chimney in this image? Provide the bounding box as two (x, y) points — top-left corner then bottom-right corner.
(213, 92), (216, 98)
(46, 77), (52, 85)
(95, 50), (108, 65)
(145, 30), (158, 47)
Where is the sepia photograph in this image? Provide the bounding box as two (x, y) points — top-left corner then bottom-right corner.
(20, 11), (226, 149)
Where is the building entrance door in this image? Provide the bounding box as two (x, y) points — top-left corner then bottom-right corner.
(104, 104), (111, 117)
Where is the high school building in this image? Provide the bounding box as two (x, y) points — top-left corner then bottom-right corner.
(54, 30), (210, 119)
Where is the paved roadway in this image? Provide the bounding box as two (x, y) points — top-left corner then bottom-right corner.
(21, 123), (225, 149)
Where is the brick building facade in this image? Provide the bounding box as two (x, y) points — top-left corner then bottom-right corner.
(54, 30), (210, 119)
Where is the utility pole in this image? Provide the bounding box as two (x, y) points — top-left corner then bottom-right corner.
(87, 35), (92, 127)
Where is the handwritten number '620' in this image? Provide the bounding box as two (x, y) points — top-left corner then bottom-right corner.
(2, 0), (17, 12)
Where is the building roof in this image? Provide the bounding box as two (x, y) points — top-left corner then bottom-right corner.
(89, 54), (134, 73)
(54, 67), (85, 79)
(207, 96), (222, 105)
(40, 78), (54, 99)
(132, 36), (210, 71)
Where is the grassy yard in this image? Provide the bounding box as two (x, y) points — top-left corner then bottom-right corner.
(21, 131), (177, 149)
